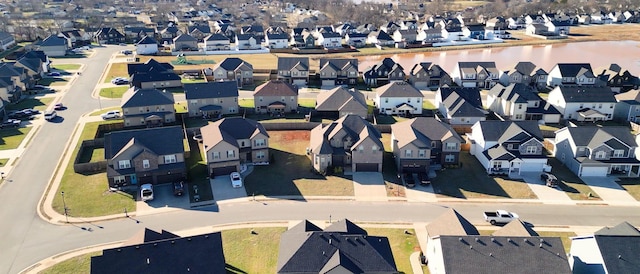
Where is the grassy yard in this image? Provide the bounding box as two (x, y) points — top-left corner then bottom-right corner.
(0, 158), (7, 166)
(245, 130), (354, 197)
(365, 228), (422, 274)
(298, 98), (316, 108)
(175, 101), (188, 114)
(380, 134), (405, 197)
(52, 120), (135, 217)
(103, 63), (128, 83)
(616, 178), (640, 201)
(181, 78), (207, 83)
(187, 140), (213, 203)
(422, 99), (436, 110)
(6, 97), (53, 112)
(98, 86), (129, 98)
(137, 54), (279, 71)
(547, 158), (601, 200)
(222, 227), (284, 273)
(39, 251), (101, 274)
(52, 64), (82, 71)
(0, 127), (32, 150)
(375, 114), (410, 125)
(431, 152), (538, 199)
(38, 78), (69, 87)
(89, 106), (120, 116)
(238, 98), (254, 108)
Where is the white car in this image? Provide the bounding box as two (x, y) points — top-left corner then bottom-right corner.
(101, 110), (121, 120)
(230, 172), (243, 188)
(140, 184), (154, 201)
(44, 110), (57, 121)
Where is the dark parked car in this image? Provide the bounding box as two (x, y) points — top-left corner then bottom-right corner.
(419, 172), (430, 185)
(54, 103), (65, 110)
(173, 181), (185, 196)
(8, 110), (36, 120)
(540, 172), (558, 187)
(0, 119), (20, 129)
(404, 173), (416, 188)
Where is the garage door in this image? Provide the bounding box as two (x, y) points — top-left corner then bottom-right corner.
(581, 166), (609, 177)
(211, 166), (237, 177)
(520, 162), (544, 173)
(355, 163), (379, 172)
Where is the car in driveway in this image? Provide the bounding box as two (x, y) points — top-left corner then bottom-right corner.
(141, 184), (154, 201)
(47, 72), (61, 77)
(173, 181), (185, 196)
(101, 110), (121, 120)
(0, 119), (20, 129)
(230, 172), (243, 188)
(540, 172), (558, 187)
(111, 78), (129, 85)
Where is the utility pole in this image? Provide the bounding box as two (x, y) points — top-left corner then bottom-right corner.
(61, 191), (69, 223)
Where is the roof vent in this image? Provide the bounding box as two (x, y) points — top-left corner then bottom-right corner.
(322, 251), (326, 256)
(459, 237), (463, 242)
(469, 245), (473, 249)
(475, 237), (480, 242)
(171, 241), (175, 244)
(329, 239), (332, 245)
(136, 246), (140, 249)
(618, 255), (623, 259)
(489, 253), (493, 257)
(491, 237), (496, 242)
(147, 258), (150, 265)
(539, 243), (543, 248)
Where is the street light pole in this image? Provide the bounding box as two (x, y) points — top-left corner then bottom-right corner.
(61, 191), (69, 223)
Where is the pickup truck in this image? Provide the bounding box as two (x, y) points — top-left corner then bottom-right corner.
(483, 210), (519, 225)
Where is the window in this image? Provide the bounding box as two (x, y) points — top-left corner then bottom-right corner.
(445, 143), (457, 150)
(385, 98), (389, 103)
(358, 145), (364, 152)
(114, 176), (126, 183)
(407, 98), (411, 103)
(281, 96), (285, 102)
(189, 99), (198, 104)
(515, 114), (523, 120)
(259, 96), (263, 102)
(518, 104), (523, 109)
(164, 155), (177, 163)
(118, 160), (131, 169)
(418, 149), (426, 157)
(405, 150), (412, 157)
(579, 104), (584, 108)
(526, 146), (536, 154)
(142, 159), (150, 169)
(613, 150), (624, 157)
(493, 162), (502, 168)
(598, 104), (603, 109)
(227, 150), (235, 158)
(254, 139), (266, 146)
(372, 145), (379, 151)
(610, 104), (614, 109)
(445, 154), (455, 163)
(256, 151), (265, 159)
(213, 152), (220, 159)
(595, 151), (607, 159)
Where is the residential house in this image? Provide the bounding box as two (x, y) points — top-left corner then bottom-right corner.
(123, 26), (155, 43)
(210, 58), (253, 88)
(391, 117), (463, 173)
(375, 82), (424, 116)
(545, 20), (572, 35)
(464, 24), (487, 40)
(554, 126), (640, 177)
(344, 33), (367, 47)
(253, 80), (298, 114)
(484, 25), (511, 39)
(380, 21), (401, 34)
(36, 35), (68, 57)
(547, 86), (617, 121)
(159, 26), (182, 45)
(103, 126), (186, 187)
(316, 31), (342, 48)
(203, 33), (231, 51)
(17, 50), (51, 74)
(487, 83), (561, 124)
(60, 29), (91, 48)
(290, 31), (316, 48)
(276, 57), (309, 86)
(94, 27), (125, 45)
(468, 120), (550, 175)
(172, 34), (198, 51)
(426, 209), (570, 274)
(186, 25), (211, 42)
(363, 58), (405, 87)
(595, 64), (640, 93)
(13, 55), (43, 82)
(0, 77), (18, 103)
(569, 222), (640, 274)
(135, 36), (159, 55)
(507, 16), (527, 29)
(120, 87), (176, 127)
(265, 33), (289, 49)
(201, 117), (269, 176)
(184, 81), (239, 117)
(318, 58), (358, 86)
(91, 230), (225, 274)
(366, 30), (394, 46)
(315, 86), (367, 119)
(0, 62), (27, 98)
(578, 14), (592, 25)
(277, 219), (397, 274)
(451, 61), (501, 88)
(526, 23), (551, 36)
(435, 86), (487, 125)
(392, 29), (419, 44)
(240, 25), (265, 43)
(614, 90), (640, 123)
(127, 59), (182, 89)
(546, 63), (597, 87)
(422, 25), (445, 43)
(309, 114), (383, 173)
(408, 62), (452, 89)
(499, 61), (548, 90)
(0, 31), (16, 51)
(235, 34), (260, 50)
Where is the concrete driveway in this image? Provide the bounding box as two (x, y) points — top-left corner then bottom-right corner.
(352, 172), (388, 201)
(581, 176), (638, 205)
(136, 183), (191, 216)
(211, 176), (247, 201)
(405, 183), (437, 202)
(519, 172), (572, 203)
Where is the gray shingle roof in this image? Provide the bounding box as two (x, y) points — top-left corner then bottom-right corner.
(104, 126), (184, 159)
(254, 80), (298, 96)
(127, 59), (174, 75)
(426, 208), (479, 237)
(391, 117), (462, 149)
(488, 83), (540, 104)
(319, 58), (358, 72)
(590, 235), (640, 274)
(121, 88), (175, 108)
(277, 57), (309, 71)
(201, 117), (269, 151)
(555, 86), (616, 103)
(184, 81), (239, 100)
(39, 35), (67, 47)
(457, 61), (499, 76)
(594, 221), (640, 236)
(267, 33), (289, 40)
(136, 36), (157, 45)
(173, 33), (197, 42)
(476, 120), (543, 142)
(563, 126), (636, 149)
(217, 57), (252, 71)
(439, 86), (486, 117)
(204, 33), (229, 41)
(376, 82), (423, 97)
(492, 219), (539, 237)
(309, 114), (383, 155)
(555, 63), (594, 78)
(315, 86), (367, 112)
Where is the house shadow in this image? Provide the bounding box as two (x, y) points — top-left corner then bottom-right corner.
(226, 263), (247, 274)
(430, 152), (510, 199)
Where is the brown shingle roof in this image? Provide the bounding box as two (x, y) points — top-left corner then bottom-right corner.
(253, 80), (298, 96)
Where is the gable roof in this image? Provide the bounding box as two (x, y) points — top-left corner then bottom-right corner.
(254, 80), (298, 96)
(492, 219), (539, 237)
(39, 35), (67, 47)
(122, 228), (180, 246)
(512, 61), (543, 76)
(438, 86), (486, 117)
(591, 235), (640, 274)
(319, 58), (358, 72)
(204, 33), (230, 41)
(91, 232), (226, 274)
(184, 81), (239, 100)
(277, 57), (309, 71)
(136, 35), (157, 45)
(121, 88), (175, 108)
(457, 61), (499, 76)
(216, 57), (252, 71)
(173, 33), (197, 42)
(391, 117), (462, 149)
(376, 82), (423, 98)
(594, 221), (640, 236)
(127, 59), (174, 75)
(554, 63), (594, 78)
(315, 86), (367, 112)
(365, 58), (404, 78)
(426, 208), (479, 237)
(488, 83), (540, 103)
(324, 219), (368, 235)
(554, 86), (616, 103)
(104, 126), (184, 159)
(562, 126), (636, 149)
(201, 117), (269, 150)
(309, 114), (383, 155)
(475, 120), (543, 142)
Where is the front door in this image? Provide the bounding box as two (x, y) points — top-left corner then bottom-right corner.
(130, 174), (137, 185)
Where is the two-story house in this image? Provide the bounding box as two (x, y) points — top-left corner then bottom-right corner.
(499, 61), (548, 90)
(203, 33), (231, 51)
(159, 26), (182, 45)
(595, 64), (640, 93)
(435, 86), (487, 125)
(451, 61), (501, 88)
(94, 27), (125, 45)
(36, 35), (68, 57)
(547, 86), (617, 121)
(0, 77), (18, 103)
(375, 82), (424, 116)
(265, 33), (289, 49)
(0, 62), (28, 98)
(316, 32), (342, 48)
(172, 34), (198, 51)
(123, 26), (156, 43)
(546, 63), (597, 87)
(408, 62), (452, 89)
(201, 117), (269, 176)
(363, 58), (405, 87)
(614, 90), (640, 123)
(344, 33), (368, 47)
(318, 58), (358, 86)
(240, 25), (265, 43)
(120, 87), (176, 127)
(309, 114), (383, 173)
(127, 59), (182, 89)
(468, 120), (550, 176)
(315, 86), (368, 119)
(487, 83), (561, 124)
(366, 30), (394, 46)
(184, 81), (239, 117)
(0, 31), (16, 51)
(187, 25), (211, 42)
(103, 126), (186, 188)
(277, 57), (309, 86)
(210, 58), (253, 88)
(253, 80), (298, 114)
(391, 117), (463, 174)
(135, 36), (159, 55)
(235, 34), (260, 50)
(568, 222), (640, 274)
(555, 126), (640, 177)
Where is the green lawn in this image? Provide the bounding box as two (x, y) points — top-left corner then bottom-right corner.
(52, 121), (135, 217)
(245, 131), (354, 197)
(238, 98), (254, 108)
(537, 231), (576, 254)
(52, 64), (82, 71)
(187, 141), (213, 203)
(298, 98), (316, 108)
(6, 98), (53, 111)
(181, 78), (207, 83)
(175, 101), (188, 114)
(39, 251), (101, 274)
(89, 106), (121, 116)
(422, 99), (436, 110)
(0, 158), (8, 166)
(104, 63), (128, 83)
(366, 228), (422, 274)
(431, 152), (538, 199)
(617, 178), (640, 201)
(38, 78), (69, 87)
(222, 227), (285, 273)
(99, 86), (129, 98)
(0, 127), (32, 150)
(547, 158), (601, 200)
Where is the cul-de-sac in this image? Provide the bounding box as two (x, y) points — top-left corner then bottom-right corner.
(1, 0), (640, 273)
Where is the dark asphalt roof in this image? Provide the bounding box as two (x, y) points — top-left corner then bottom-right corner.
(277, 57), (309, 71)
(136, 36), (157, 45)
(476, 120), (543, 142)
(555, 63), (594, 78)
(104, 126), (184, 159)
(218, 57), (252, 71)
(39, 35), (67, 46)
(121, 88), (175, 108)
(130, 72), (181, 84)
(592, 235), (640, 274)
(184, 81), (239, 100)
(563, 126), (637, 148)
(553, 86), (616, 103)
(127, 59), (174, 75)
